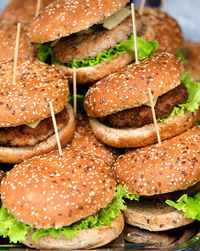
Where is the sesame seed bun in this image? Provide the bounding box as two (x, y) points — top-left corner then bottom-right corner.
(89, 109), (200, 148)
(29, 0), (130, 43)
(184, 40), (200, 81)
(1, 0), (54, 24)
(1, 148), (116, 229)
(84, 53), (184, 117)
(22, 212), (124, 249)
(0, 59), (69, 127)
(0, 103), (75, 163)
(141, 7), (184, 54)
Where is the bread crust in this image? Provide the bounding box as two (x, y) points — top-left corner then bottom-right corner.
(0, 104), (75, 163)
(85, 53), (184, 117)
(22, 212), (124, 249)
(89, 109), (200, 148)
(29, 0), (130, 43)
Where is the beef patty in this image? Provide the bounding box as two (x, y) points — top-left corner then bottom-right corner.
(0, 108), (68, 147)
(100, 83), (188, 128)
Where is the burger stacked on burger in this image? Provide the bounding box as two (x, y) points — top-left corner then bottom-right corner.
(28, 0), (158, 84)
(0, 58), (75, 163)
(84, 52), (200, 148)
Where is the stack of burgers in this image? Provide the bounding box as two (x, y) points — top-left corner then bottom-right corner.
(0, 0), (199, 249)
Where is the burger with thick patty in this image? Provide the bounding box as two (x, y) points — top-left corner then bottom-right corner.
(113, 126), (200, 231)
(28, 0), (158, 84)
(0, 148), (136, 249)
(84, 52), (200, 148)
(0, 58), (75, 163)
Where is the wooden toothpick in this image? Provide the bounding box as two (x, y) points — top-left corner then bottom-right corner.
(147, 88), (161, 146)
(35, 0), (41, 17)
(49, 102), (63, 156)
(161, 0), (166, 12)
(73, 68), (77, 116)
(139, 0), (146, 15)
(13, 23), (21, 84)
(131, 3), (139, 64)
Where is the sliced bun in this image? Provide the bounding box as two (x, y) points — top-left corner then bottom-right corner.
(22, 212), (124, 250)
(123, 200), (194, 231)
(184, 40), (200, 81)
(29, 0), (130, 43)
(0, 59), (69, 127)
(142, 7), (184, 54)
(89, 109), (200, 148)
(85, 53), (184, 117)
(0, 103), (75, 163)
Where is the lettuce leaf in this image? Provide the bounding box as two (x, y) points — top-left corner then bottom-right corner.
(0, 185), (138, 243)
(37, 35), (158, 68)
(159, 73), (200, 123)
(166, 192), (200, 221)
(175, 48), (187, 64)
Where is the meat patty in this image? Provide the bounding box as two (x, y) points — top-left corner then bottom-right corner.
(0, 108), (68, 147)
(100, 83), (188, 128)
(53, 10), (142, 63)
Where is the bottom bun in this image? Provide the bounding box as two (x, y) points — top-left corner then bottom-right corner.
(22, 212), (124, 250)
(0, 103), (75, 163)
(89, 109), (200, 148)
(124, 200), (194, 232)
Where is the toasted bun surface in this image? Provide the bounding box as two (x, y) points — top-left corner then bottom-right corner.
(123, 200), (194, 231)
(0, 59), (69, 127)
(1, 0), (53, 24)
(1, 147), (116, 228)
(29, 0), (130, 43)
(85, 53), (184, 117)
(0, 103), (75, 163)
(0, 23), (37, 61)
(184, 40), (200, 81)
(113, 126), (200, 195)
(22, 212), (124, 250)
(89, 110), (200, 148)
(142, 8), (184, 54)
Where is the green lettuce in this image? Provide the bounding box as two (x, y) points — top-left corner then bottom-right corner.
(0, 185), (139, 243)
(37, 35), (158, 68)
(175, 48), (187, 64)
(166, 192), (200, 221)
(159, 73), (200, 123)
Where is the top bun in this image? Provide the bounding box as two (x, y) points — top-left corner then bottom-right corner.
(1, 149), (116, 229)
(113, 126), (200, 196)
(28, 0), (130, 43)
(0, 59), (69, 127)
(142, 8), (184, 54)
(84, 52), (184, 117)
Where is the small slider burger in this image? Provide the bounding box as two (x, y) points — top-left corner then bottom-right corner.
(0, 149), (135, 249)
(0, 59), (75, 163)
(113, 126), (200, 231)
(84, 52), (200, 148)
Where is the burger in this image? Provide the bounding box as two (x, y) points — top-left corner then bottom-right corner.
(0, 148), (136, 249)
(113, 126), (200, 231)
(28, 0), (158, 84)
(84, 52), (200, 148)
(0, 58), (75, 163)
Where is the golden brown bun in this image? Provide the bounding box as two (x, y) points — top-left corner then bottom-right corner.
(142, 7), (184, 54)
(113, 126), (200, 195)
(85, 53), (184, 117)
(1, 0), (54, 24)
(29, 0), (130, 43)
(1, 146), (116, 228)
(123, 200), (194, 231)
(0, 103), (75, 163)
(22, 212), (124, 250)
(0, 23), (37, 61)
(67, 114), (118, 166)
(0, 59), (69, 127)
(184, 40), (200, 81)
